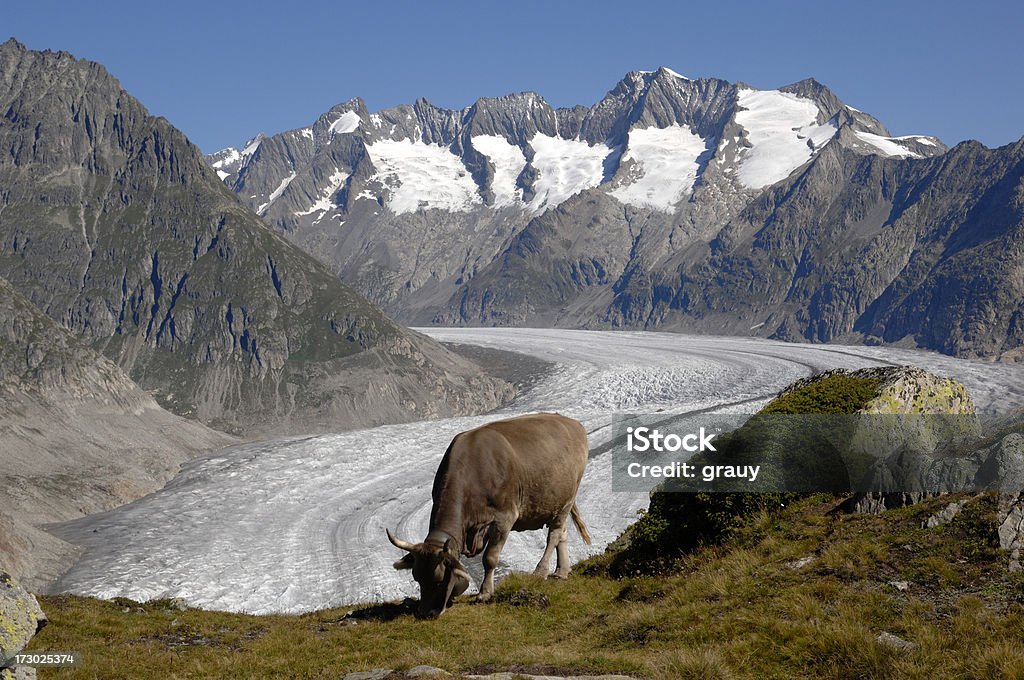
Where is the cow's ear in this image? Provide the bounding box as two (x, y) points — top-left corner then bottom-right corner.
(443, 537), (459, 560)
(393, 553), (415, 570)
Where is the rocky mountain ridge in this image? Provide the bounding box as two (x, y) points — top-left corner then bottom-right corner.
(0, 38), (512, 435)
(211, 67), (1022, 360)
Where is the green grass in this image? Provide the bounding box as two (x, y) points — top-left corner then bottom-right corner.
(760, 375), (883, 415)
(28, 494), (1024, 679)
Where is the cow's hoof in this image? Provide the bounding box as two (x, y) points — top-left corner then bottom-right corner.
(532, 568), (549, 578)
(476, 592), (493, 603)
(551, 572), (570, 580)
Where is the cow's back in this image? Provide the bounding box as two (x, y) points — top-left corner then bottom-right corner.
(438, 413), (588, 531)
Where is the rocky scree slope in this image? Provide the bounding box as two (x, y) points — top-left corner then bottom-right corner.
(214, 67), (1022, 360)
(0, 39), (511, 435)
(0, 276), (232, 589)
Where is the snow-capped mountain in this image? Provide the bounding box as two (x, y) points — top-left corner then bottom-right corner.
(215, 68), (940, 221)
(209, 68), (1024, 360)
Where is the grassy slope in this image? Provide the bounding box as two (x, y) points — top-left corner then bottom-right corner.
(29, 493), (1024, 679)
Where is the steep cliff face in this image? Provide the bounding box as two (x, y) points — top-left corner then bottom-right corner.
(0, 276), (232, 588)
(212, 66), (1021, 360)
(0, 40), (510, 434)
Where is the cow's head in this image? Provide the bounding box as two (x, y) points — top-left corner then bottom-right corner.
(387, 529), (470, 618)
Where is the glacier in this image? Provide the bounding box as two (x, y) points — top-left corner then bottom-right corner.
(49, 329), (1024, 614)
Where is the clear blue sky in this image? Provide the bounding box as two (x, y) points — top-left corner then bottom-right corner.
(6, 0), (1021, 153)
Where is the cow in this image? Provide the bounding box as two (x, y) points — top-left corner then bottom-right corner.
(386, 412), (592, 618)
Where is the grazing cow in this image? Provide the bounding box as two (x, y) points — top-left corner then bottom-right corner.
(387, 412), (591, 618)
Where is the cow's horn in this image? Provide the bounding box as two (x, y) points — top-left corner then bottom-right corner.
(386, 528), (417, 552)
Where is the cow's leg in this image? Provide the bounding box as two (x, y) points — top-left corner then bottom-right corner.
(553, 524), (571, 579)
(533, 517), (566, 577)
(478, 526), (508, 603)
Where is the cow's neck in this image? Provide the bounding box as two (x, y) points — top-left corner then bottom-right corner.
(426, 505), (465, 553)
(425, 528), (457, 547)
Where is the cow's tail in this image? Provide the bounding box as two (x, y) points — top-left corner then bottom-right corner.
(570, 503), (592, 545)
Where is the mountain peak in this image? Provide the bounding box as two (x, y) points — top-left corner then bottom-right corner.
(1, 37), (27, 52)
(328, 96), (366, 113)
(197, 65), (1019, 362)
(0, 41), (511, 434)
(216, 66), (947, 224)
(655, 65), (689, 80)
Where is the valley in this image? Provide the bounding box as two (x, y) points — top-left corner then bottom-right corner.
(47, 329), (1024, 614)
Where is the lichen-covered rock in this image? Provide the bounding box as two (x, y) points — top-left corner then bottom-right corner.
(998, 494), (1024, 572)
(0, 571), (46, 674)
(775, 366), (979, 513)
(754, 366), (980, 499)
(976, 433), (1024, 493)
(853, 428), (1024, 516)
(923, 500), (966, 528)
(857, 366), (976, 415)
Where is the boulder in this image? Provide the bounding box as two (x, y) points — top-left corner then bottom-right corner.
(998, 494), (1024, 572)
(0, 571), (46, 679)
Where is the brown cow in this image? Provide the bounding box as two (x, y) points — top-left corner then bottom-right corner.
(387, 412), (591, 618)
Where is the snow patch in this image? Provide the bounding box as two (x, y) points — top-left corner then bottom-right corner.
(366, 139), (481, 215)
(329, 110), (361, 136)
(527, 134), (613, 213)
(216, 169), (230, 180)
(211, 148), (240, 169)
(257, 171), (296, 215)
(471, 135), (527, 207)
(295, 169), (348, 223)
(734, 89), (837, 189)
(609, 124), (708, 211)
(242, 137), (262, 158)
(300, 128), (313, 141)
(660, 66), (689, 80)
(854, 131), (923, 158)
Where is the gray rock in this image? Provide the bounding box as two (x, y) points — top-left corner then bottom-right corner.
(785, 556), (815, 570)
(851, 430), (1024, 516)
(877, 631), (917, 651)
(888, 580), (911, 592)
(466, 671), (638, 675)
(976, 434), (1024, 493)
(923, 501), (965, 528)
(0, 572), (46, 671)
(342, 670), (393, 680)
(1, 665), (37, 679)
(998, 493), (1024, 572)
(406, 666), (450, 677)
